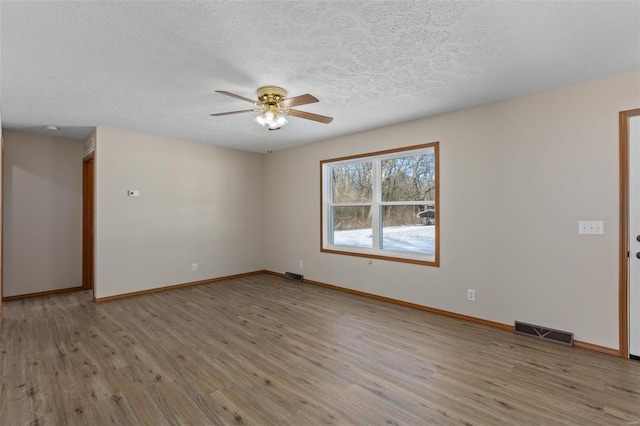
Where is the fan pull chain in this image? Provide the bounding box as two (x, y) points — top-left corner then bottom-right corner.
(267, 133), (273, 154)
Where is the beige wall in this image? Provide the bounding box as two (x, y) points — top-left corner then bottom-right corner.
(263, 71), (640, 350)
(1, 71), (637, 348)
(2, 130), (83, 297)
(94, 127), (264, 299)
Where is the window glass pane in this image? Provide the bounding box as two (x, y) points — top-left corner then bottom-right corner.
(322, 143), (438, 266)
(332, 162), (373, 203)
(381, 205), (435, 254)
(332, 206), (372, 248)
(381, 154), (435, 202)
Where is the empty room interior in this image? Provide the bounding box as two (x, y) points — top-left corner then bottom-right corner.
(1, 1), (640, 425)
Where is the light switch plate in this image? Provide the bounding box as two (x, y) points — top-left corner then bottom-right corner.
(578, 220), (604, 235)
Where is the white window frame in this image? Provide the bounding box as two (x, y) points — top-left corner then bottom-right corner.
(320, 142), (439, 266)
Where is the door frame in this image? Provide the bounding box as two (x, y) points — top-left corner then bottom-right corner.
(619, 108), (640, 358)
(82, 153), (95, 295)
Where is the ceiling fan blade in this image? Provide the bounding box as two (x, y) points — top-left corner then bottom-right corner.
(215, 90), (259, 105)
(279, 94), (319, 108)
(287, 109), (333, 124)
(210, 109), (258, 116)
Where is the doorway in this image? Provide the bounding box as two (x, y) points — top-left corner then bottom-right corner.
(82, 154), (94, 294)
(621, 108), (640, 359)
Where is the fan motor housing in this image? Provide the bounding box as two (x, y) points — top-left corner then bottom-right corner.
(257, 86), (287, 103)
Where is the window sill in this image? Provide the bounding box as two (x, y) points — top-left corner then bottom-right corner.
(321, 246), (439, 267)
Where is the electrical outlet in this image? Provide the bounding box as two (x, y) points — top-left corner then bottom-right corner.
(192, 263), (198, 271)
(467, 289), (476, 301)
(299, 260), (303, 268)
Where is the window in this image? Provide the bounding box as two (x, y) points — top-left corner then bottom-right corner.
(321, 142), (439, 266)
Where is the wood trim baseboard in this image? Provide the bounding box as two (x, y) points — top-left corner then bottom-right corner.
(95, 270), (266, 302)
(264, 270), (620, 357)
(2, 286), (84, 301)
(304, 277), (513, 331)
(573, 340), (621, 357)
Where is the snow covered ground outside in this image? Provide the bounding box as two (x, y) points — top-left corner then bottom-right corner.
(334, 225), (435, 254)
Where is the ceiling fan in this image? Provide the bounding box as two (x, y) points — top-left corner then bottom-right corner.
(210, 86), (333, 130)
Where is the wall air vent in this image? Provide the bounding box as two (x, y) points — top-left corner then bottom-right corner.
(514, 321), (573, 346)
(284, 272), (304, 282)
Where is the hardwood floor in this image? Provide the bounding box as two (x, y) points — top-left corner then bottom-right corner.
(1, 273), (639, 425)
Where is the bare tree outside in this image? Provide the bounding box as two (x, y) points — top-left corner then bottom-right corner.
(332, 162), (372, 233)
(381, 154), (435, 226)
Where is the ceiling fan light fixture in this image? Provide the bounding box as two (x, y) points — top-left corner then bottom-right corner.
(212, 86), (332, 130)
(255, 109), (288, 130)
(255, 114), (266, 126)
(263, 110), (275, 124)
(276, 114), (287, 126)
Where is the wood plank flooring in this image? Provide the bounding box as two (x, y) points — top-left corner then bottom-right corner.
(1, 273), (639, 425)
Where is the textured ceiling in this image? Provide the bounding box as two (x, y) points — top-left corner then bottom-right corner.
(1, 1), (639, 153)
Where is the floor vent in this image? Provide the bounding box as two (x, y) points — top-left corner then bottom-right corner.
(631, 354), (640, 362)
(514, 321), (573, 346)
(284, 272), (304, 282)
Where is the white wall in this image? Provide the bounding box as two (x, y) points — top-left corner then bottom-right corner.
(2, 130), (83, 297)
(94, 127), (264, 298)
(263, 71), (640, 350)
(630, 115), (640, 357)
(0, 110), (3, 314)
